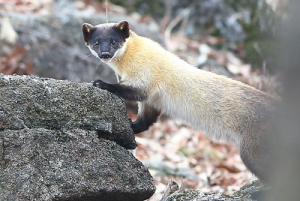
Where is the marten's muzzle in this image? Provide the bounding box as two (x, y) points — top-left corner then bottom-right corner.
(100, 52), (111, 59)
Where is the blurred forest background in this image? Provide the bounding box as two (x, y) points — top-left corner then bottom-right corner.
(0, 0), (287, 200)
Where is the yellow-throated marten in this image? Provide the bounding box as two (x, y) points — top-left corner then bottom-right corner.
(82, 20), (274, 181)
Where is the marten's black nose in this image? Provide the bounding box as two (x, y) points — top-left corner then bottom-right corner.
(100, 52), (110, 59)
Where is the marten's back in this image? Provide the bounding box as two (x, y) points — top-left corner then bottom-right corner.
(118, 31), (272, 145)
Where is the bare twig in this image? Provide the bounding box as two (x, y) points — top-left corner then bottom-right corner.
(164, 8), (190, 50)
(105, 0), (109, 23)
(160, 179), (182, 201)
(160, 0), (172, 33)
(178, 9), (190, 38)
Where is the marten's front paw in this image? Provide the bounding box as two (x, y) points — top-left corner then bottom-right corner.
(93, 79), (110, 90)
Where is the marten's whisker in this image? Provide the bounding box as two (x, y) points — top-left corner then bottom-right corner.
(80, 54), (93, 61)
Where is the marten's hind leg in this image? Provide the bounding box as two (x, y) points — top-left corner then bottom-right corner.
(240, 134), (269, 181)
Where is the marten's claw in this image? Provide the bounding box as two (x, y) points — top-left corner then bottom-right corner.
(93, 79), (109, 90)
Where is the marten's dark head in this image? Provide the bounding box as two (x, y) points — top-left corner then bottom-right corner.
(82, 20), (130, 63)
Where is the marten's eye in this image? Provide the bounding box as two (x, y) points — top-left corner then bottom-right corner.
(94, 41), (99, 47)
(111, 40), (116, 45)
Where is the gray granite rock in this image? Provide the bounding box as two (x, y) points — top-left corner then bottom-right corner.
(0, 74), (156, 201)
(0, 128), (155, 201)
(0, 74), (135, 149)
(164, 180), (267, 201)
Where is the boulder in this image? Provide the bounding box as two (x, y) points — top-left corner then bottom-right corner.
(0, 74), (135, 149)
(0, 74), (156, 201)
(163, 180), (268, 201)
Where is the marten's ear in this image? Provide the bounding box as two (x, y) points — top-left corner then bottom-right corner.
(82, 23), (94, 44)
(115, 20), (130, 40)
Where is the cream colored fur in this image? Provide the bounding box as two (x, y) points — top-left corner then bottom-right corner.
(105, 31), (271, 147)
